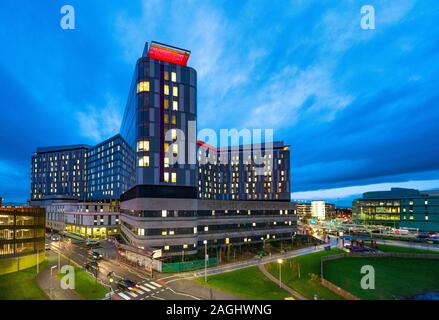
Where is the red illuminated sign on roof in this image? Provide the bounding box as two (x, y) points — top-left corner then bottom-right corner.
(147, 41), (191, 66)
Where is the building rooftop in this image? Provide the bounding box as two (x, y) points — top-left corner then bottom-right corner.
(36, 144), (91, 154)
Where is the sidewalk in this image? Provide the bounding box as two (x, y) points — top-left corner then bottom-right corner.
(257, 264), (306, 300)
(36, 252), (83, 300)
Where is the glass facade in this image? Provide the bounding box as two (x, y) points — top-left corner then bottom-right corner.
(0, 207), (45, 257)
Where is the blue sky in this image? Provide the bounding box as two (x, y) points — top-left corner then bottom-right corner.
(0, 0), (438, 205)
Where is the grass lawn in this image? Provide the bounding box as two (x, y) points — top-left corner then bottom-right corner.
(266, 249), (345, 300)
(324, 257), (439, 300)
(58, 267), (109, 300)
(194, 266), (292, 300)
(378, 244), (439, 254)
(0, 260), (49, 300)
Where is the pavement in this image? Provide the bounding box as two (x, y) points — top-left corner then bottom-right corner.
(164, 245), (327, 281)
(36, 251), (83, 300)
(257, 264), (306, 300)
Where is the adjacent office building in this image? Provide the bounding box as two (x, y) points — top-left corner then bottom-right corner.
(30, 41), (297, 256)
(0, 204), (45, 275)
(352, 188), (439, 231)
(295, 200), (335, 221)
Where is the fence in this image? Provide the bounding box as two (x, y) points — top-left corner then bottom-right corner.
(162, 257), (218, 273)
(320, 252), (439, 300)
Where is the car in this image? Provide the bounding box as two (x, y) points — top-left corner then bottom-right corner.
(84, 261), (99, 272)
(89, 251), (103, 260)
(117, 279), (137, 292)
(51, 234), (61, 241)
(86, 240), (99, 247)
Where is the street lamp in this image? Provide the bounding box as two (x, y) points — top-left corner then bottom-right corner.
(203, 240), (208, 283)
(50, 265), (57, 299)
(277, 259), (283, 288)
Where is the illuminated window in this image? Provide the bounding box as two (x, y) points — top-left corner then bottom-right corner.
(164, 85), (170, 95)
(138, 156), (149, 167)
(162, 210), (167, 217)
(172, 86), (178, 97)
(162, 230), (167, 236)
(137, 140), (149, 152)
(173, 144), (178, 154)
(171, 129), (177, 140)
(164, 157), (169, 168)
(164, 71), (169, 81)
(172, 100), (178, 111)
(164, 172), (169, 182)
(137, 81), (150, 93)
(164, 143), (169, 152)
(171, 115), (176, 125)
(171, 72), (177, 82)
(171, 172), (177, 183)
(164, 245), (170, 251)
(164, 99), (169, 109)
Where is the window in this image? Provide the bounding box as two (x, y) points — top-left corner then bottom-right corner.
(171, 172), (177, 183)
(164, 157), (169, 168)
(172, 100), (178, 111)
(164, 71), (169, 81)
(164, 99), (169, 109)
(138, 156), (149, 167)
(164, 172), (169, 182)
(171, 72), (177, 82)
(137, 81), (150, 93)
(173, 144), (178, 154)
(164, 114), (169, 124)
(171, 129), (177, 140)
(171, 115), (176, 125)
(137, 140), (149, 152)
(162, 210), (167, 217)
(164, 85), (170, 95)
(172, 86), (178, 97)
(164, 143), (169, 152)
(164, 245), (170, 251)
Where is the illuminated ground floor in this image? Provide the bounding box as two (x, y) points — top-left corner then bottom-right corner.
(64, 224), (120, 240)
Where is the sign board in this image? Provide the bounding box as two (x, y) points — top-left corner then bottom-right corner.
(147, 41), (191, 66)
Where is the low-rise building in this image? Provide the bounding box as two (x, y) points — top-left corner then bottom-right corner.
(352, 188), (439, 231)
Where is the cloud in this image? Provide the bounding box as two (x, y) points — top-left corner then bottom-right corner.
(292, 178), (439, 201)
(76, 95), (122, 143)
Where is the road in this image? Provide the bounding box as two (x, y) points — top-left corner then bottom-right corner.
(47, 237), (201, 301)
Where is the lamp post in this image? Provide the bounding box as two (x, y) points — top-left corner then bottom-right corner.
(203, 240), (208, 283)
(50, 265), (57, 299)
(277, 259), (283, 288)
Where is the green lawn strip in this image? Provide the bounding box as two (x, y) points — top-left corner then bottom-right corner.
(377, 244), (439, 254)
(0, 260), (49, 300)
(324, 257), (439, 300)
(266, 249), (345, 300)
(57, 267), (109, 300)
(194, 266), (292, 300)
